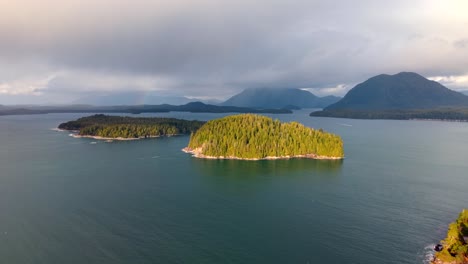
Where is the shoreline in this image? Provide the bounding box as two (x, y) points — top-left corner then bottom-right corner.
(71, 134), (162, 141)
(409, 118), (468, 123)
(432, 257), (468, 264)
(182, 147), (343, 161)
(59, 129), (181, 141)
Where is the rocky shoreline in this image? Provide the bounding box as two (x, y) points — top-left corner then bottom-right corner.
(182, 147), (344, 161)
(56, 128), (179, 141)
(431, 209), (468, 264)
(432, 256), (468, 264)
(71, 134), (165, 141)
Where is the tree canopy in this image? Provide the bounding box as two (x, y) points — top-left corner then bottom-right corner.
(187, 114), (344, 159)
(58, 114), (204, 138)
(310, 108), (468, 121)
(435, 209), (468, 263)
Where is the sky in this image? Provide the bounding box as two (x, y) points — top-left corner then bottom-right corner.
(1, 0), (468, 104)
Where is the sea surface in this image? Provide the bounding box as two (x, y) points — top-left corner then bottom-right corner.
(0, 110), (467, 264)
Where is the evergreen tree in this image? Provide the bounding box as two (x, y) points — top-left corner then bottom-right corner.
(58, 114), (204, 138)
(187, 114), (344, 159)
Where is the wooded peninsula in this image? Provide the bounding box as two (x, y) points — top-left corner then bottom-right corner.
(184, 114), (344, 160)
(310, 108), (468, 121)
(58, 114), (205, 139)
(433, 209), (468, 264)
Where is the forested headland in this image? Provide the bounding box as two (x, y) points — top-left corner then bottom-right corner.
(184, 114), (344, 160)
(433, 209), (468, 264)
(0, 102), (292, 116)
(58, 114), (205, 139)
(310, 108), (468, 121)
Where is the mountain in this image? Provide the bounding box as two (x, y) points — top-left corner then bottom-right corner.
(222, 88), (341, 108)
(325, 72), (468, 110)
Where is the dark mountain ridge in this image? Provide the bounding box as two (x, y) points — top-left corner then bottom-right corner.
(325, 72), (468, 110)
(311, 72), (468, 121)
(0, 102), (292, 116)
(222, 88), (340, 108)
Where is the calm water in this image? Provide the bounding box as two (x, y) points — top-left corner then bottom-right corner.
(0, 110), (467, 264)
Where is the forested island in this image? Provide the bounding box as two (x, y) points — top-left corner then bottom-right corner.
(58, 114), (205, 140)
(310, 108), (468, 121)
(183, 114), (344, 160)
(0, 102), (291, 116)
(433, 209), (468, 264)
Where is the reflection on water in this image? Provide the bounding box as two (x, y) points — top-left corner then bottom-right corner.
(191, 157), (343, 178)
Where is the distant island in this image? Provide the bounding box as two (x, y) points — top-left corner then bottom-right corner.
(58, 114), (205, 140)
(183, 114), (344, 160)
(311, 72), (468, 121)
(222, 87), (340, 109)
(311, 108), (468, 121)
(433, 209), (468, 264)
(0, 102), (292, 116)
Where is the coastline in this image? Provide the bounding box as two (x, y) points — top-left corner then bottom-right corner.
(431, 209), (468, 264)
(71, 134), (161, 141)
(61, 130), (180, 141)
(409, 118), (468, 123)
(432, 257), (468, 264)
(182, 147), (344, 161)
(50, 128), (72, 132)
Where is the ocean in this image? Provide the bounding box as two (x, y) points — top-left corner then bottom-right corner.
(0, 110), (467, 263)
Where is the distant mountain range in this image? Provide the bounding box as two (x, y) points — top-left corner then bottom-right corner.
(222, 88), (341, 109)
(0, 102), (291, 116)
(311, 72), (468, 120)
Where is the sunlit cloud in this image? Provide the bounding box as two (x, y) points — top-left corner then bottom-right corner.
(428, 74), (468, 91)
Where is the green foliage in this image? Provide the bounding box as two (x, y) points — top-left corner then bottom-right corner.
(188, 114), (344, 159)
(58, 114), (204, 138)
(310, 108), (468, 121)
(435, 209), (468, 263)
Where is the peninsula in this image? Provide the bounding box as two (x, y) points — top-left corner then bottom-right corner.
(58, 114), (205, 140)
(433, 209), (468, 264)
(183, 114), (344, 160)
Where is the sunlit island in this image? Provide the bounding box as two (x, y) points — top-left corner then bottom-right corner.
(183, 114), (344, 160)
(58, 114), (205, 140)
(433, 209), (468, 264)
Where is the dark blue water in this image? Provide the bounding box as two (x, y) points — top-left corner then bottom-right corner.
(0, 110), (467, 264)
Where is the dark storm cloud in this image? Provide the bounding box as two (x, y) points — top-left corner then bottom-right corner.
(1, 0), (468, 103)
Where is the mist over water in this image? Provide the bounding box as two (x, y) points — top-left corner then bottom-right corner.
(0, 110), (467, 263)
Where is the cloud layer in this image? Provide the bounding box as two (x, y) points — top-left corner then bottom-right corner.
(1, 0), (468, 104)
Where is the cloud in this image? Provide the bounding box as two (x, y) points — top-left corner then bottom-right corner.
(429, 74), (468, 91)
(454, 39), (468, 49)
(0, 75), (54, 96)
(302, 84), (352, 97)
(1, 0), (468, 104)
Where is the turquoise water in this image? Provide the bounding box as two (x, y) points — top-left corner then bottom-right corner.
(0, 110), (467, 263)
